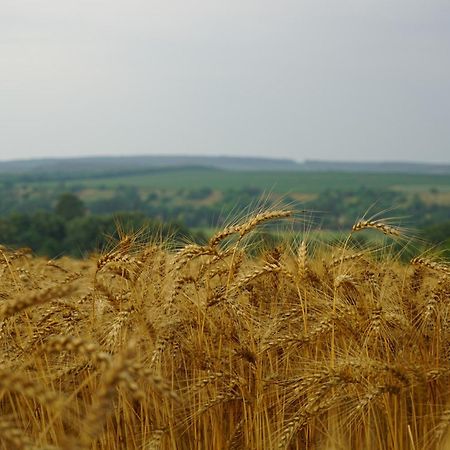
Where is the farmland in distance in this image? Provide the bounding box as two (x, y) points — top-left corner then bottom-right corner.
(0, 157), (449, 257)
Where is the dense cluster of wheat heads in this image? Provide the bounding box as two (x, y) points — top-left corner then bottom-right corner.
(0, 210), (449, 450)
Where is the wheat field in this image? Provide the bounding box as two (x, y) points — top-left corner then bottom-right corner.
(0, 210), (449, 450)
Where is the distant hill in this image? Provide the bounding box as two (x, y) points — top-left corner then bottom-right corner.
(0, 155), (449, 175)
(0, 155), (299, 174)
(303, 160), (450, 175)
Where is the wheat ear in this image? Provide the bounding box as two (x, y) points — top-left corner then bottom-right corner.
(237, 210), (293, 238)
(0, 284), (77, 319)
(352, 219), (401, 237)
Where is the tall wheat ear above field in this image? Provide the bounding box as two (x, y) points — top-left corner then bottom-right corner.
(0, 209), (449, 450)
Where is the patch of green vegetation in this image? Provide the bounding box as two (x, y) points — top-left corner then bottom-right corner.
(1, 168), (449, 257)
(57, 170), (450, 194)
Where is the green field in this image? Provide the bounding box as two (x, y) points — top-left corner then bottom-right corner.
(52, 169), (450, 194)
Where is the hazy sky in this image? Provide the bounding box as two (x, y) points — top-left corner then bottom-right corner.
(1, 0), (449, 163)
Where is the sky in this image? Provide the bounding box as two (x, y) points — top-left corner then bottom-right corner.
(1, 0), (449, 163)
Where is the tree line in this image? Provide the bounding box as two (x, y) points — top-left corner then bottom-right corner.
(0, 194), (199, 257)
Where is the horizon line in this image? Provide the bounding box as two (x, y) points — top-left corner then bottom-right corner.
(1, 153), (450, 166)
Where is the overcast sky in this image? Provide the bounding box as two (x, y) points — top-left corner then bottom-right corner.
(1, 0), (449, 163)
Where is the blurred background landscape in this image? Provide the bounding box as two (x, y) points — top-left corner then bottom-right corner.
(0, 155), (449, 257)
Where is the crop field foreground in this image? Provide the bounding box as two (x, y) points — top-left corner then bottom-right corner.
(0, 210), (449, 449)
